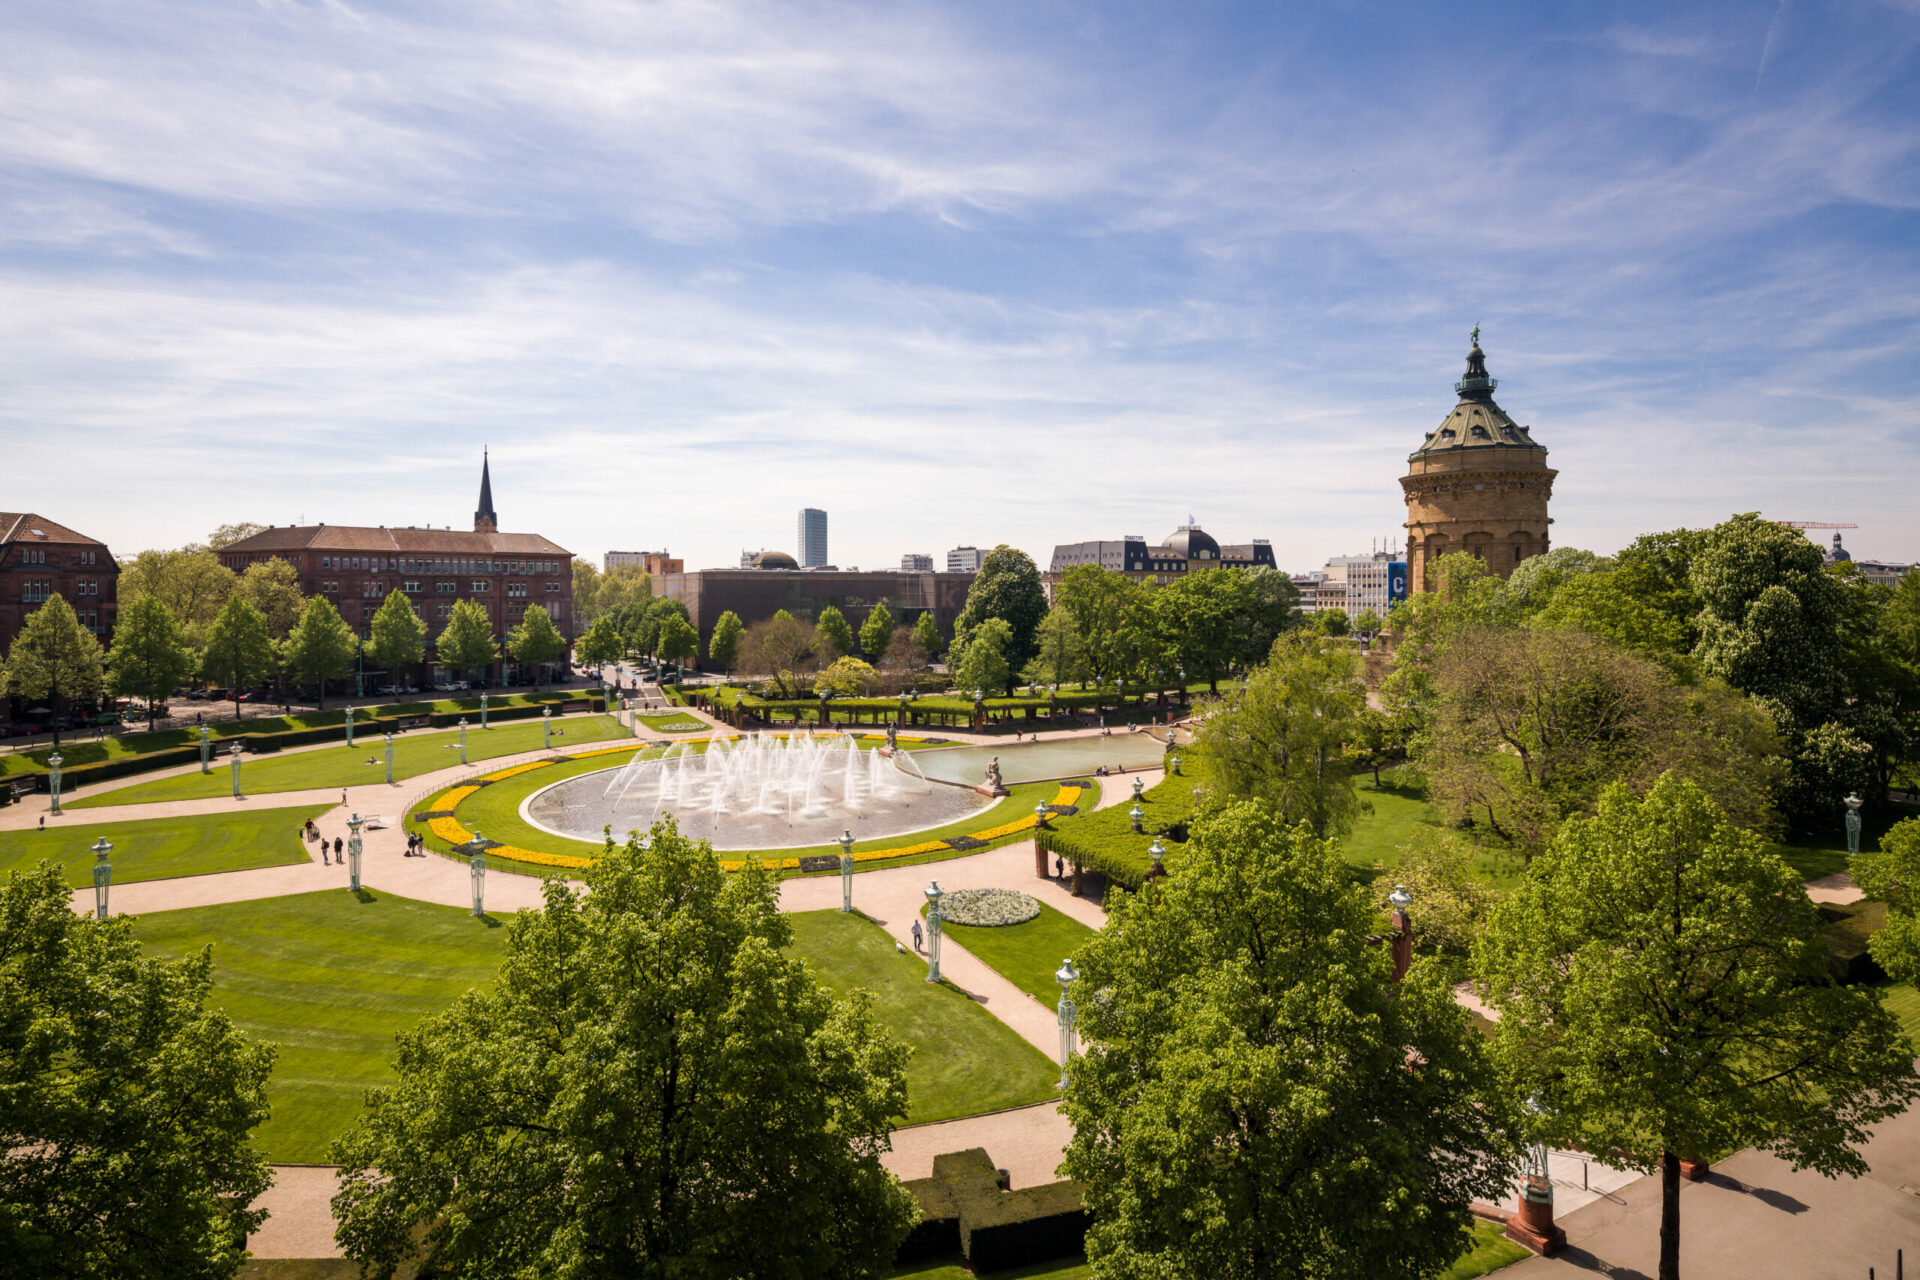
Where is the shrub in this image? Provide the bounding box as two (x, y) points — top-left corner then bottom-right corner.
(1038, 770), (1197, 891)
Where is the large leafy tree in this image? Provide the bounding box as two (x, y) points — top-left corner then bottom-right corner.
(1022, 605), (1086, 688)
(1501, 545), (1611, 614)
(574, 614), (627, 673)
(595, 564), (652, 620)
(951, 616), (1013, 698)
(331, 823), (917, 1279)
(1055, 564), (1150, 689)
(1159, 567), (1251, 692)
(1229, 565), (1300, 667)
(436, 598), (498, 686)
(707, 609), (743, 674)
(1613, 526), (1709, 651)
(738, 610), (817, 698)
(1196, 633), (1365, 838)
(911, 610), (943, 661)
(233, 558), (306, 641)
(116, 547), (236, 647)
(655, 614), (699, 670)
(1475, 775), (1919, 1280)
(199, 595), (275, 720)
(814, 605), (857, 661)
(4, 595), (106, 746)
(205, 521), (267, 550)
(0, 864), (275, 1279)
(506, 604), (567, 688)
(364, 590), (427, 687)
(570, 558), (603, 627)
(1855, 816), (1920, 985)
(1527, 569), (1691, 668)
(105, 595), (194, 731)
(1063, 802), (1516, 1280)
(953, 545), (1047, 673)
(284, 596), (357, 710)
(858, 602), (893, 663)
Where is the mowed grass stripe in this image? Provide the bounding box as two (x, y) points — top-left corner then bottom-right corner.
(942, 903), (1100, 1008)
(1, 804), (331, 886)
(68, 714), (630, 809)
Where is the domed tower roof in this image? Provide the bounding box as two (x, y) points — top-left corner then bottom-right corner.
(1411, 330), (1546, 461)
(1161, 517), (1221, 561)
(1826, 532), (1851, 564)
(753, 550), (799, 570)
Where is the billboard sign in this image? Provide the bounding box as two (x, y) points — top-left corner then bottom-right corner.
(1388, 561), (1410, 604)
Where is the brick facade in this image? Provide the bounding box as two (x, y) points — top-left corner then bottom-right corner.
(0, 512), (117, 655)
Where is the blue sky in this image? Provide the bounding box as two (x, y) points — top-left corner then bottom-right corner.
(3, 0), (1917, 572)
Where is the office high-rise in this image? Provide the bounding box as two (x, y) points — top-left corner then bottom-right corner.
(798, 508), (829, 568)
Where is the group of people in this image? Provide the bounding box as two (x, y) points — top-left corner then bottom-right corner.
(304, 818), (430, 863)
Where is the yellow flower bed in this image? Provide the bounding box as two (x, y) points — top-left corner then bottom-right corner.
(480, 759), (555, 782)
(429, 816), (471, 846)
(439, 785), (480, 809)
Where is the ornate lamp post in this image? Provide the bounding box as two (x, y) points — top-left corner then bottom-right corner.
(1035, 802), (1051, 830)
(1148, 836), (1166, 880)
(839, 828), (855, 913)
(542, 705), (553, 749)
(383, 732), (395, 785)
(924, 881), (945, 983)
(480, 692), (489, 729)
(1131, 776), (1144, 802)
(1168, 753), (1182, 777)
(228, 742), (243, 798)
(457, 717), (469, 765)
(1055, 958), (1080, 1089)
(345, 704), (355, 748)
(1506, 1097), (1567, 1255)
(1844, 793), (1863, 859)
(47, 752), (63, 817)
(1129, 803), (1145, 834)
(199, 724), (212, 774)
(346, 811), (364, 892)
(467, 831), (487, 917)
(1388, 884), (1414, 981)
(90, 836), (112, 921)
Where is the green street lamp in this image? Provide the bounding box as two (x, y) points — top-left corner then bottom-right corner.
(90, 836), (112, 921)
(383, 732), (396, 785)
(466, 830), (487, 917)
(839, 828), (855, 913)
(199, 724), (212, 774)
(924, 881), (946, 983)
(1055, 958), (1080, 1089)
(542, 706), (553, 750)
(1844, 793), (1864, 859)
(47, 752), (63, 817)
(457, 717), (469, 765)
(1129, 803), (1144, 834)
(1035, 802), (1052, 831)
(480, 692), (489, 729)
(345, 704), (355, 748)
(229, 742), (244, 798)
(346, 811), (364, 893)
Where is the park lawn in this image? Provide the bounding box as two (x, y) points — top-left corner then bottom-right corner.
(891, 1259), (1090, 1280)
(0, 804), (329, 887)
(790, 911), (1061, 1125)
(1878, 983), (1920, 1047)
(66, 714), (629, 809)
(133, 890), (509, 1164)
(1335, 777), (1525, 892)
(942, 903), (1100, 1006)
(1768, 801), (1920, 882)
(636, 712), (708, 732)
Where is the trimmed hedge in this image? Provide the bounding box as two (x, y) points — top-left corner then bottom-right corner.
(1038, 768), (1198, 891)
(897, 1148), (1089, 1272)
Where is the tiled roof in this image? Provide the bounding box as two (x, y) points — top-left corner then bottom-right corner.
(221, 524), (569, 556)
(0, 513), (109, 546)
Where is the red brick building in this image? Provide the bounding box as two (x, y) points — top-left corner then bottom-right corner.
(0, 512), (117, 657)
(217, 456), (572, 689)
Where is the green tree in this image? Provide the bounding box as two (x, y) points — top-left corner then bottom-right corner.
(1528, 569), (1690, 668)
(595, 564), (652, 619)
(4, 595), (106, 747)
(953, 545), (1048, 672)
(1855, 817), (1920, 985)
(1351, 704), (1406, 787)
(330, 823), (916, 1279)
(1313, 606), (1350, 637)
(912, 610), (943, 661)
(739, 611), (817, 698)
(951, 616), (1013, 698)
(1160, 568), (1252, 692)
(858, 602), (893, 663)
(655, 613), (699, 670)
(814, 655), (876, 698)
(1370, 830), (1498, 953)
(570, 558), (603, 627)
(0, 863), (275, 1279)
(1502, 545), (1611, 614)
(1231, 565), (1301, 668)
(1614, 526), (1709, 650)
(364, 590), (427, 689)
(105, 595), (195, 731)
(507, 604), (567, 689)
(200, 594), (275, 720)
(205, 521), (267, 550)
(1196, 634), (1365, 838)
(1055, 564), (1150, 689)
(1022, 605), (1086, 688)
(574, 614), (627, 673)
(116, 547), (236, 647)
(1474, 776), (1919, 1280)
(1063, 802), (1515, 1280)
(707, 609), (744, 674)
(283, 596), (357, 710)
(815, 605), (857, 660)
(435, 598), (498, 686)
(1351, 606), (1383, 638)
(234, 557), (306, 641)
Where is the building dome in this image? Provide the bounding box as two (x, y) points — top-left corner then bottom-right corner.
(1411, 339), (1545, 460)
(1826, 533), (1852, 564)
(1161, 519), (1220, 561)
(753, 550), (799, 570)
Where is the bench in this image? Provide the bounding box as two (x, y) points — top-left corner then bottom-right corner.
(397, 715), (432, 731)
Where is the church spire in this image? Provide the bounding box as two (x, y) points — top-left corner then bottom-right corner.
(474, 450), (498, 533)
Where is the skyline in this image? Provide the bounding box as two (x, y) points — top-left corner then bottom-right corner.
(3, 0), (1917, 570)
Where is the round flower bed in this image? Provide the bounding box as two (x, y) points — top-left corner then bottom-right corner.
(938, 888), (1041, 927)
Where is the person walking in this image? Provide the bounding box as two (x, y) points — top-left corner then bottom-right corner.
(910, 919), (924, 953)
(340, 788), (348, 807)
(333, 836), (344, 864)
(321, 839), (331, 866)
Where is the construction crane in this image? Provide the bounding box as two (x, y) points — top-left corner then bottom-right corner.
(1772, 520), (1857, 530)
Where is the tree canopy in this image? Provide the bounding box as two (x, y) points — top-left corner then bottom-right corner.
(574, 614), (627, 671)
(951, 616), (1013, 698)
(331, 823), (917, 1279)
(1062, 802), (1515, 1280)
(364, 590), (427, 684)
(954, 545), (1047, 672)
(284, 596), (358, 710)
(814, 605), (856, 660)
(507, 604), (568, 686)
(1855, 816), (1920, 986)
(436, 598), (498, 681)
(707, 609), (743, 673)
(858, 602), (893, 663)
(911, 610), (943, 660)
(106, 594), (196, 730)
(116, 547), (236, 647)
(199, 594), (275, 719)
(3, 595), (105, 746)
(234, 558), (306, 642)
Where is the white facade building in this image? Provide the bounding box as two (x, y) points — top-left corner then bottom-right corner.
(900, 553), (934, 572)
(946, 546), (984, 573)
(797, 508), (829, 569)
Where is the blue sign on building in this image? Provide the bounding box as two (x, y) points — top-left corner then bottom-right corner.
(1388, 561), (1410, 604)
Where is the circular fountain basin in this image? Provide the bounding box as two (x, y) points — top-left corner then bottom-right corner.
(912, 736), (1171, 787)
(522, 733), (991, 850)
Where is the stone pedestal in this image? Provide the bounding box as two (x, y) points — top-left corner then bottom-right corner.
(1680, 1157), (1710, 1182)
(1504, 1181), (1566, 1255)
(1390, 908), (1413, 982)
(1034, 844), (1050, 878)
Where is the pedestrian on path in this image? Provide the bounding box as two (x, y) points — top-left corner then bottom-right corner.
(340, 788), (347, 807)
(911, 919), (923, 952)
(321, 840), (331, 866)
(333, 836), (343, 863)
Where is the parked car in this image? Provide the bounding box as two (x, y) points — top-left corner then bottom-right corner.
(186, 688), (210, 700)
(377, 684), (400, 695)
(451, 680), (470, 691)
(236, 692), (256, 702)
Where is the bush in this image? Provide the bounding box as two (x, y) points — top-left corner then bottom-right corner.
(1038, 769), (1197, 891)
